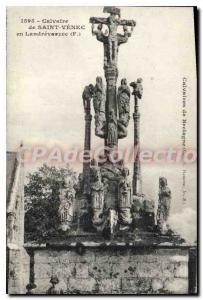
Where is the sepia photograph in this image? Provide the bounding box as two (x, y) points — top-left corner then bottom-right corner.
(6, 5), (197, 295)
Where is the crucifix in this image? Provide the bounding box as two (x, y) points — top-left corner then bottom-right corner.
(90, 6), (136, 149)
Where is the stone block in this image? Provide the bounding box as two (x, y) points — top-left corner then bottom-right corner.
(151, 278), (164, 292)
(58, 251), (71, 263)
(54, 262), (75, 278)
(174, 262), (188, 278)
(170, 255), (188, 263)
(128, 254), (158, 263)
(135, 262), (162, 278)
(161, 262), (175, 278)
(35, 250), (60, 264)
(68, 277), (96, 293)
(98, 278), (120, 293)
(164, 278), (188, 294)
(34, 263), (52, 279)
(121, 277), (152, 293)
(155, 249), (188, 257)
(34, 277), (50, 294)
(68, 250), (95, 263)
(89, 263), (113, 279)
(95, 249), (129, 264)
(95, 254), (109, 263)
(112, 262), (136, 278)
(75, 263), (89, 278)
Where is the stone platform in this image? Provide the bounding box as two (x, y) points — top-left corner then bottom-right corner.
(24, 234), (197, 295)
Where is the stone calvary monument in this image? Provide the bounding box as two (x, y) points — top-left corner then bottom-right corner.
(6, 7), (197, 295)
(66, 6), (171, 236)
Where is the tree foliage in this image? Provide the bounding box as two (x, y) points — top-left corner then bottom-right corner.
(24, 164), (77, 243)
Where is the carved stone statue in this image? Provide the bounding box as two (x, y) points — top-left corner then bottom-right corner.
(118, 26), (134, 45)
(92, 24), (108, 67)
(130, 78), (143, 99)
(74, 173), (84, 196)
(107, 12), (120, 65)
(157, 177), (171, 233)
(118, 78), (131, 126)
(107, 110), (117, 147)
(90, 167), (105, 230)
(82, 84), (94, 113)
(93, 76), (106, 137)
(90, 7), (136, 68)
(118, 167), (132, 229)
(116, 26), (134, 61)
(58, 182), (75, 231)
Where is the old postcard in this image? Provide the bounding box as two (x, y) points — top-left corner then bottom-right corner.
(6, 6), (197, 295)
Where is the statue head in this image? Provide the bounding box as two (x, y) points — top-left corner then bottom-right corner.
(88, 84), (94, 96)
(121, 78), (127, 86)
(82, 84), (94, 101)
(91, 167), (101, 182)
(96, 76), (103, 87)
(103, 6), (121, 17)
(159, 177), (167, 188)
(122, 167), (129, 177)
(130, 78), (143, 99)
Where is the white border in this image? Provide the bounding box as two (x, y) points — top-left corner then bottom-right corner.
(1, 0), (201, 298)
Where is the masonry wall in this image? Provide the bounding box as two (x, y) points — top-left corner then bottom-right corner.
(7, 247), (30, 294)
(33, 247), (189, 294)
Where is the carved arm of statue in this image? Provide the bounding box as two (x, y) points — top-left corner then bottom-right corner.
(118, 26), (134, 45)
(91, 24), (107, 43)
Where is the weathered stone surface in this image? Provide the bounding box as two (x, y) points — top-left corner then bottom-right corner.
(95, 248), (129, 263)
(121, 277), (152, 293)
(151, 278), (164, 292)
(75, 263), (89, 278)
(68, 277), (96, 293)
(128, 254), (158, 263)
(154, 249), (188, 257)
(98, 278), (120, 293)
(54, 262), (75, 278)
(34, 263), (52, 279)
(136, 262), (162, 278)
(89, 263), (113, 279)
(164, 278), (188, 294)
(35, 250), (60, 263)
(174, 262), (188, 278)
(170, 255), (188, 262)
(34, 278), (50, 294)
(30, 247), (190, 294)
(161, 261), (175, 278)
(68, 250), (95, 263)
(8, 248), (30, 294)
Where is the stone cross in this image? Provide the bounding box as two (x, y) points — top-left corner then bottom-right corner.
(90, 6), (136, 68)
(90, 7), (136, 149)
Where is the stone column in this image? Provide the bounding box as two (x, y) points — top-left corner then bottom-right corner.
(133, 101), (140, 195)
(83, 97), (92, 195)
(130, 79), (143, 195)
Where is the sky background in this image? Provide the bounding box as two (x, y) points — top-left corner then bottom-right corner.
(7, 7), (197, 241)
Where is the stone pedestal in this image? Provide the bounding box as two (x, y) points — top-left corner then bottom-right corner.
(24, 240), (197, 295)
